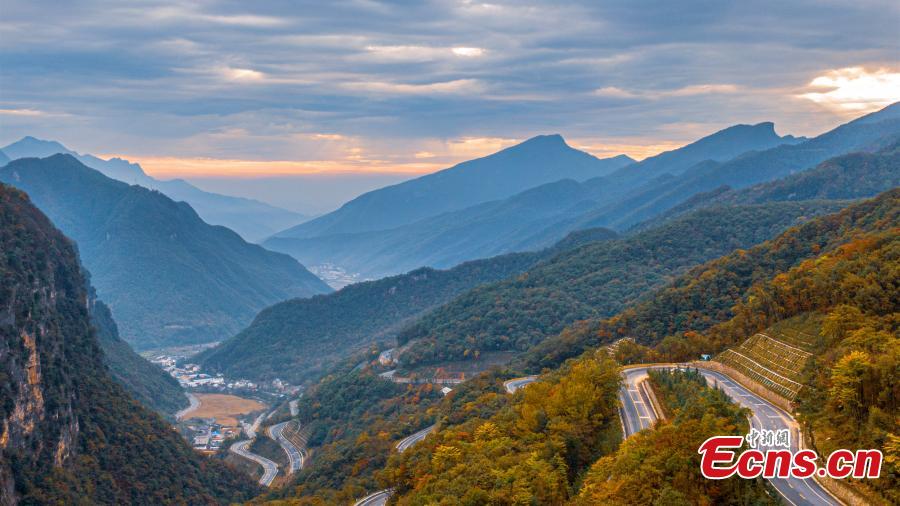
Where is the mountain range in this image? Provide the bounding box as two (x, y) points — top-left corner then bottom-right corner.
(399, 139), (900, 368)
(201, 108), (900, 383)
(0, 183), (258, 504)
(274, 134), (634, 240)
(0, 137), (307, 242)
(265, 122), (807, 277)
(0, 155), (331, 350)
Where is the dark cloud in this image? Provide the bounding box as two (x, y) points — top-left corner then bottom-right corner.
(1, 0), (897, 162)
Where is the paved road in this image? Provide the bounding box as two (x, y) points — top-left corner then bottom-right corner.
(619, 365), (840, 506)
(268, 421), (304, 474)
(352, 489), (392, 506)
(175, 393), (199, 420)
(230, 439), (279, 486)
(396, 424), (436, 453)
(242, 411), (266, 439)
(503, 375), (538, 394)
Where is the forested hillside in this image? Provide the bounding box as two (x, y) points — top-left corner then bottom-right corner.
(397, 200), (844, 366)
(90, 296), (188, 416)
(0, 183), (257, 504)
(0, 154), (331, 349)
(573, 369), (775, 505)
(523, 188), (899, 370)
(198, 228), (618, 383)
(701, 231), (899, 503)
(385, 355), (623, 504)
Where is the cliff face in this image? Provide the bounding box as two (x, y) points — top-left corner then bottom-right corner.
(0, 184), (85, 505)
(0, 183), (257, 505)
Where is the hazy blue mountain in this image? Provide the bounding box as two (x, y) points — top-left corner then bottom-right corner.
(641, 140), (900, 229)
(0, 154), (331, 349)
(274, 134), (634, 239)
(0, 149), (9, 166)
(1, 136), (72, 159)
(568, 102), (900, 231)
(264, 122), (804, 277)
(0, 136), (307, 241)
(266, 179), (599, 277)
(602, 122), (805, 192)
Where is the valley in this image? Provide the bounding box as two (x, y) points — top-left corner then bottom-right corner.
(1, 9), (896, 502)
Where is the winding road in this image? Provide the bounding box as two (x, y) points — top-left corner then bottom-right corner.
(230, 439), (279, 486)
(268, 421), (304, 474)
(174, 393), (199, 420)
(503, 375), (538, 394)
(620, 365), (841, 506)
(352, 489), (393, 506)
(396, 424), (436, 453)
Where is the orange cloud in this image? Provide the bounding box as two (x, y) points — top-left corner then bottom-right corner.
(103, 134), (681, 179)
(101, 154), (445, 179)
(571, 139), (684, 161)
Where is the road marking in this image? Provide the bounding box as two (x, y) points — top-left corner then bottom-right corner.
(803, 478), (836, 505)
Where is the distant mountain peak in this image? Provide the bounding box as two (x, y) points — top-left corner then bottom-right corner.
(524, 133), (566, 144)
(2, 136), (72, 159)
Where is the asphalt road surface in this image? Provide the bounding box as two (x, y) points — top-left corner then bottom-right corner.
(619, 365), (841, 506)
(174, 393), (199, 420)
(396, 424), (436, 453)
(503, 375), (538, 394)
(268, 421), (304, 474)
(352, 489), (392, 506)
(230, 439), (279, 486)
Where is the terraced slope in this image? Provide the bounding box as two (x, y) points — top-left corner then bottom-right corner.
(717, 332), (812, 399)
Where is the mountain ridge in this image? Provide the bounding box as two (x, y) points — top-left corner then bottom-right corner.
(0, 136), (307, 241)
(274, 134), (634, 239)
(264, 120), (808, 277)
(198, 226), (619, 383)
(0, 183), (258, 504)
(0, 154), (331, 349)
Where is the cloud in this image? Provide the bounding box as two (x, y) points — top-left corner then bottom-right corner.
(342, 79), (484, 95)
(799, 67), (900, 113)
(0, 0), (896, 185)
(664, 83), (741, 96)
(104, 155), (442, 178)
(593, 83), (741, 100)
(451, 47), (485, 57)
(593, 86), (638, 98)
(0, 108), (47, 116)
(138, 5), (287, 28)
(362, 45), (485, 62)
(221, 67), (266, 82)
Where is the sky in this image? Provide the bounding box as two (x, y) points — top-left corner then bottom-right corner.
(1, 0), (898, 213)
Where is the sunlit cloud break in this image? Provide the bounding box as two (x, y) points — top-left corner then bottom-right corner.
(800, 67), (900, 112)
(451, 47), (485, 57)
(0, 108), (47, 116)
